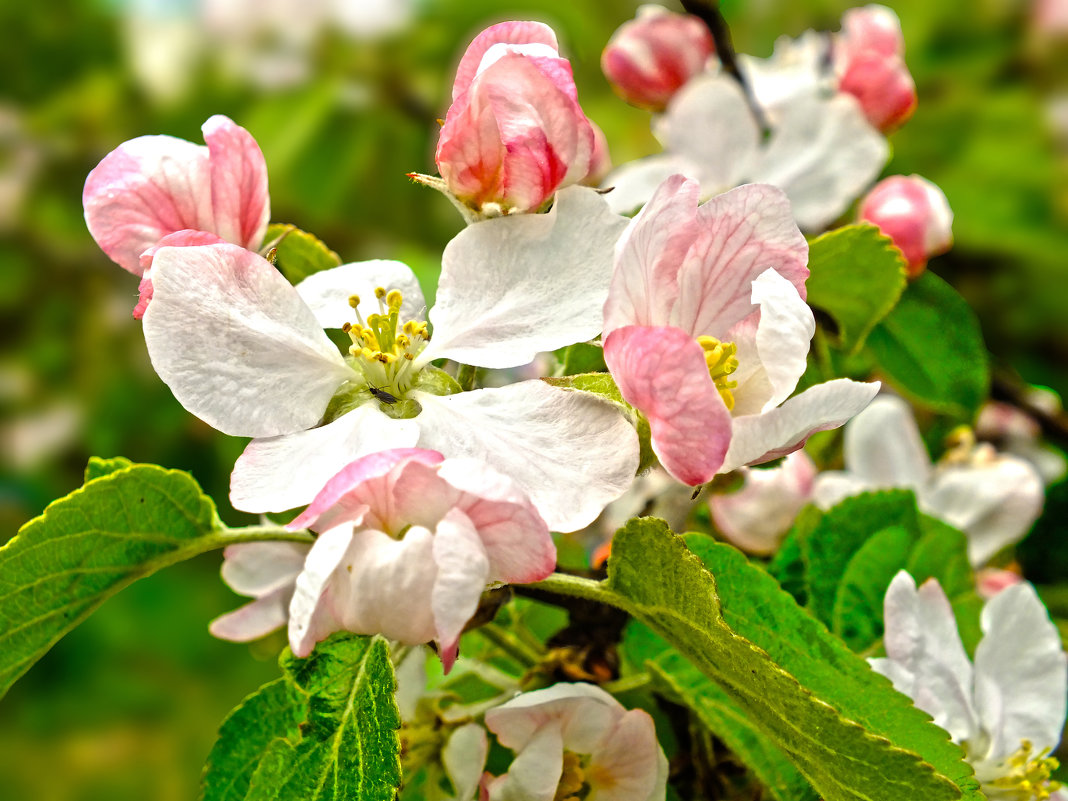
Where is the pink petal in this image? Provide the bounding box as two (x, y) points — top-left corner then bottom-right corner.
(287, 448), (444, 533)
(839, 5), (905, 60)
(603, 174), (701, 334)
(431, 508), (491, 672)
(604, 325), (732, 486)
(670, 184), (809, 338)
(219, 541), (309, 596)
(203, 114), (270, 250)
(209, 585), (293, 642)
(134, 229), (226, 319)
(486, 721), (565, 801)
(838, 52), (916, 132)
(83, 134), (213, 274)
(288, 527), (353, 657)
(451, 21), (559, 102)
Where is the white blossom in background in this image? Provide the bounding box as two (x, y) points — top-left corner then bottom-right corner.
(483, 683), (668, 801)
(140, 186), (639, 532)
(976, 394), (1067, 486)
(871, 571), (1067, 801)
(813, 395), (1045, 565)
(602, 174), (879, 486)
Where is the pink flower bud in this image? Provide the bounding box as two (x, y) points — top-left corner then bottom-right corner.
(434, 21), (596, 215)
(601, 5), (714, 112)
(858, 175), (953, 277)
(835, 5), (916, 132)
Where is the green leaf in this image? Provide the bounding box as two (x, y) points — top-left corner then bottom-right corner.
(245, 634), (401, 801)
(553, 342), (607, 375)
(0, 461), (312, 699)
(832, 525), (915, 651)
(625, 621), (817, 801)
(806, 224), (908, 353)
(265, 223), (342, 284)
(601, 519), (979, 801)
(865, 271), (990, 419)
(84, 455), (133, 482)
(201, 679), (308, 801)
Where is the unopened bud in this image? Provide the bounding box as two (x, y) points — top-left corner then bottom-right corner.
(858, 175), (953, 278)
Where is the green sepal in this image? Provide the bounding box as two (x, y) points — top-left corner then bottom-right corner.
(264, 223), (342, 284)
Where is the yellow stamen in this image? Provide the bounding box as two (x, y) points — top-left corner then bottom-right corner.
(554, 752), (587, 801)
(990, 740), (1062, 800)
(696, 335), (740, 411)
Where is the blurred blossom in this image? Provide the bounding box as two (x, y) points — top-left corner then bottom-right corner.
(813, 395), (1045, 565)
(601, 5), (714, 112)
(0, 107), (42, 232)
(588, 467), (693, 567)
(857, 175), (953, 278)
(483, 683), (669, 801)
(975, 393), (1067, 485)
(833, 5), (916, 132)
(1033, 0), (1068, 37)
(871, 571), (1068, 801)
(708, 450), (816, 556)
(1, 403), (83, 472)
(121, 13), (201, 104)
(976, 566), (1024, 599)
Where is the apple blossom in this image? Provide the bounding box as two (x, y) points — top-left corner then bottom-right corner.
(601, 5), (714, 112)
(708, 450), (817, 555)
(976, 567), (1024, 600)
(602, 174), (879, 486)
(208, 540), (310, 642)
(283, 448), (556, 670)
(858, 175), (953, 277)
(483, 682), (668, 801)
(870, 571), (1067, 801)
(426, 21), (598, 218)
(603, 33), (888, 230)
(140, 186), (639, 532)
(83, 115), (269, 317)
(976, 395), (1067, 485)
(813, 395), (1044, 565)
(834, 5), (917, 132)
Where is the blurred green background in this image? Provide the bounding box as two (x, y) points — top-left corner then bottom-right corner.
(1, 0), (1066, 797)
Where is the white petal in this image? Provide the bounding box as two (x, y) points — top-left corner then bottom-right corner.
(143, 243), (354, 437)
(600, 154), (696, 216)
(288, 526), (352, 657)
(431, 508), (491, 657)
(922, 455), (1044, 566)
(487, 683), (622, 753)
(974, 582), (1067, 757)
(752, 92), (888, 231)
(487, 721), (564, 801)
(443, 723), (489, 801)
(587, 710), (667, 801)
(811, 471), (872, 509)
(842, 394), (933, 488)
(209, 585), (292, 642)
(219, 541), (310, 596)
(750, 268), (815, 411)
(230, 404), (421, 514)
(295, 260), (426, 329)
(740, 31), (833, 112)
(419, 186), (628, 368)
(412, 381), (639, 532)
(655, 72), (759, 192)
(721, 379), (880, 472)
(394, 647), (428, 721)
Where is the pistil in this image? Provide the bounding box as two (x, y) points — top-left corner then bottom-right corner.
(342, 286), (430, 398)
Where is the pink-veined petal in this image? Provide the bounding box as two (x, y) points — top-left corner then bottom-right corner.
(83, 134), (213, 274)
(219, 541), (309, 596)
(486, 683), (623, 753)
(721, 378), (880, 472)
(209, 585), (293, 643)
(604, 325), (731, 486)
(411, 381), (639, 533)
(451, 21), (559, 102)
(974, 582), (1067, 756)
(432, 508), (491, 672)
(133, 228), (226, 319)
(604, 174), (701, 334)
(295, 260), (426, 330)
(202, 114), (270, 250)
(841, 394), (932, 488)
(669, 186), (809, 339)
(421, 186), (626, 368)
(142, 243), (354, 438)
(288, 526), (353, 657)
(230, 404), (421, 514)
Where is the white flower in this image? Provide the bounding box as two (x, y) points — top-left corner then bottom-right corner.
(813, 395), (1045, 565)
(141, 186), (639, 532)
(871, 571), (1067, 801)
(484, 682), (668, 801)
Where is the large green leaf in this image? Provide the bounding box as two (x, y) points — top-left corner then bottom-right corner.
(865, 271), (990, 419)
(598, 519), (980, 801)
(245, 634), (402, 801)
(264, 223), (343, 285)
(0, 460), (312, 699)
(806, 224), (907, 353)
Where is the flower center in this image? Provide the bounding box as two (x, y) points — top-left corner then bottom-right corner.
(696, 335), (740, 411)
(342, 286), (429, 398)
(554, 751), (590, 801)
(988, 740), (1062, 801)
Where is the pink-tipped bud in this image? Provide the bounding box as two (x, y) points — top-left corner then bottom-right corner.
(835, 5), (916, 132)
(434, 21), (596, 215)
(601, 5), (714, 112)
(858, 175), (953, 278)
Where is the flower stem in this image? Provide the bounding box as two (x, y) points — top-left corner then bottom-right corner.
(601, 672), (652, 695)
(680, 0), (771, 136)
(478, 621), (543, 667)
(455, 362), (478, 391)
(220, 524), (315, 545)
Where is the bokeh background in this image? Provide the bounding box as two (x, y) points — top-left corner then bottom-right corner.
(2, 0), (1066, 797)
